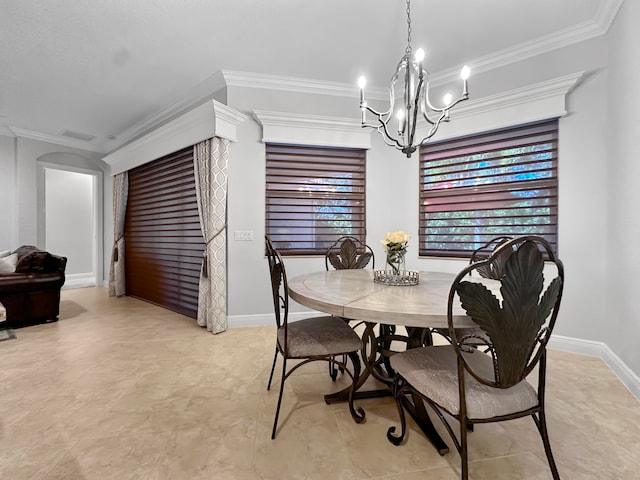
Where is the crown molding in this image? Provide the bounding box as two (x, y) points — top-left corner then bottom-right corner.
(223, 69), (389, 101)
(104, 99), (247, 175)
(431, 0), (623, 84)
(0, 125), (15, 137)
(225, 0), (621, 94)
(107, 70), (228, 152)
(8, 127), (106, 153)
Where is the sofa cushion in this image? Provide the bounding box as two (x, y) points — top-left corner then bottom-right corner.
(15, 250), (50, 273)
(10, 245), (65, 273)
(0, 253), (18, 273)
(0, 250), (11, 258)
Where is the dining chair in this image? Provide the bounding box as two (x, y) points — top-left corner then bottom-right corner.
(469, 235), (514, 279)
(386, 236), (564, 480)
(324, 235), (374, 380)
(264, 236), (366, 439)
(324, 235), (374, 271)
(433, 236), (516, 345)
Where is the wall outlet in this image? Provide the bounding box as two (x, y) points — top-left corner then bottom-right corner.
(234, 230), (254, 241)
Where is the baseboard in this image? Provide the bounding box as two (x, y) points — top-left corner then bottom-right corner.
(228, 311), (311, 328)
(548, 334), (640, 401)
(62, 273), (97, 289)
(227, 313), (640, 402)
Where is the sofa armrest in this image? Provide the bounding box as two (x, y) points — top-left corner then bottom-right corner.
(46, 254), (67, 274)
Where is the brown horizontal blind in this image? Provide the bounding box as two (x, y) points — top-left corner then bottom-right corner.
(266, 143), (366, 255)
(419, 119), (558, 257)
(125, 146), (204, 317)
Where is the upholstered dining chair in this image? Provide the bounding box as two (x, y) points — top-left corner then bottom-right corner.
(386, 236), (564, 480)
(324, 235), (374, 380)
(264, 236), (366, 439)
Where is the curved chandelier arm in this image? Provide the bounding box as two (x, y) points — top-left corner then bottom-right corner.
(356, 0), (470, 157)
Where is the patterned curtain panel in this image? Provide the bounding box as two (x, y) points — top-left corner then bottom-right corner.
(108, 171), (128, 297)
(194, 137), (229, 333)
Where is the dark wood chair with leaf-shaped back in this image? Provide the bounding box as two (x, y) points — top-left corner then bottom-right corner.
(265, 236), (366, 438)
(324, 236), (374, 380)
(387, 236), (563, 480)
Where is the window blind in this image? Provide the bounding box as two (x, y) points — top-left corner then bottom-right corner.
(419, 119), (559, 257)
(124, 146), (204, 317)
(265, 143), (366, 255)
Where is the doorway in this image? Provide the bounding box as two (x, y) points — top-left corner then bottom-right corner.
(37, 164), (103, 288)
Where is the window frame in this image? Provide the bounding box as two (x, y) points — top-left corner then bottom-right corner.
(418, 119), (559, 258)
(265, 143), (367, 256)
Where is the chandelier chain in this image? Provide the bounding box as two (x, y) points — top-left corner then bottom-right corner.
(405, 0), (412, 54)
(357, 0), (470, 157)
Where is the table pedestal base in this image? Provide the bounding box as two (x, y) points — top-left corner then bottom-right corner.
(324, 321), (449, 455)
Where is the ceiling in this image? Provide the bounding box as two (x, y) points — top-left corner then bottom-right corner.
(0, 0), (621, 154)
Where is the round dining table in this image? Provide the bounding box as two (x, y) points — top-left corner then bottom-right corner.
(288, 268), (494, 455)
(288, 268), (480, 329)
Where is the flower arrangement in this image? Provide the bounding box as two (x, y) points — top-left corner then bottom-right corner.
(381, 231), (410, 275)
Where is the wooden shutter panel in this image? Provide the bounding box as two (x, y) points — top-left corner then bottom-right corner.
(125, 146), (204, 317)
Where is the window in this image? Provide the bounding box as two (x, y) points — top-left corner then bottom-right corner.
(125, 146), (204, 317)
(419, 119), (558, 257)
(265, 143), (366, 255)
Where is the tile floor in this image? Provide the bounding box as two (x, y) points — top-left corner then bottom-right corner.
(1, 287), (639, 479)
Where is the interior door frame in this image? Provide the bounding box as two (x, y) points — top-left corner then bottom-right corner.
(36, 161), (104, 287)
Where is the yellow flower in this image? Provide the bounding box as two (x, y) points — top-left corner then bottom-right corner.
(381, 231), (410, 252)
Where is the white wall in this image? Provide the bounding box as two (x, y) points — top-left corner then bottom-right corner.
(0, 135), (17, 249)
(606, 0), (640, 376)
(44, 168), (94, 274)
(0, 135), (106, 260)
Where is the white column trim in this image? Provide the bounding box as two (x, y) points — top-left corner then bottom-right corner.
(253, 110), (372, 149)
(103, 100), (247, 175)
(424, 72), (584, 141)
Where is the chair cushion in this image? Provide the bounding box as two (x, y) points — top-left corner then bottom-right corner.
(278, 316), (363, 358)
(391, 345), (538, 420)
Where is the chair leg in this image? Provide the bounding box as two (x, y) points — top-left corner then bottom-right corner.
(328, 354), (349, 381)
(460, 416), (469, 480)
(267, 346), (278, 390)
(346, 351), (366, 423)
(386, 375), (408, 445)
(328, 356), (338, 381)
(271, 357), (288, 439)
(533, 411), (560, 479)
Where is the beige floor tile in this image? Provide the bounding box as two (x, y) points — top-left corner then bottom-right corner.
(1, 287), (639, 480)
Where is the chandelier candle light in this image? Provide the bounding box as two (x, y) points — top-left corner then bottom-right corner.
(358, 0), (470, 158)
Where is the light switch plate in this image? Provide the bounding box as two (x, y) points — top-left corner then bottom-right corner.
(234, 230), (254, 241)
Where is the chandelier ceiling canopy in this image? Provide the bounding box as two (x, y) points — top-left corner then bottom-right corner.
(358, 0), (470, 158)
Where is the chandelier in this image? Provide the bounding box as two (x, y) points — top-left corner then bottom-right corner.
(358, 0), (470, 158)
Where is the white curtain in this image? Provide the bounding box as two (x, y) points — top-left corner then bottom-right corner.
(108, 171), (128, 297)
(194, 137), (229, 333)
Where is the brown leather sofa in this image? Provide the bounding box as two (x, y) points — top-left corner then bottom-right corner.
(0, 245), (67, 328)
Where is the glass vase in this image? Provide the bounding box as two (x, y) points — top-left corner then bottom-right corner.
(385, 250), (406, 276)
